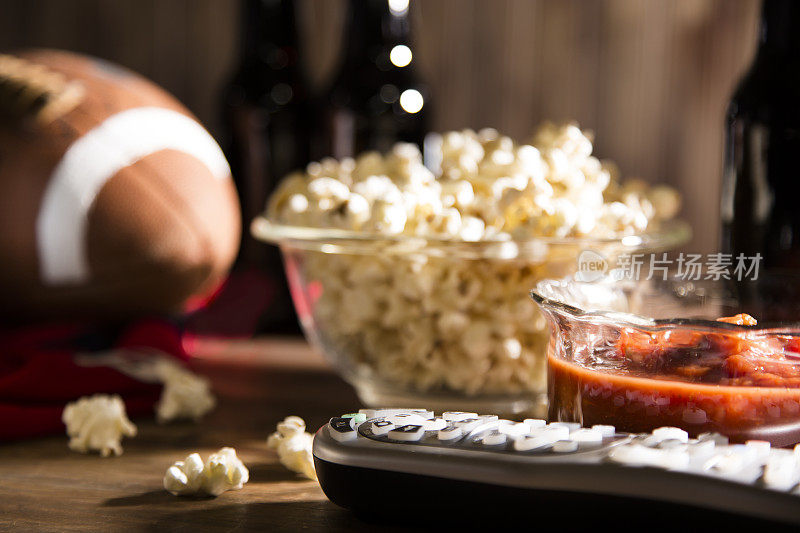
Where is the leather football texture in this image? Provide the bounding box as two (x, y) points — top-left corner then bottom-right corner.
(0, 49), (241, 319)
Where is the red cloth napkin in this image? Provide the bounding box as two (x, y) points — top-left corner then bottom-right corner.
(0, 319), (190, 441)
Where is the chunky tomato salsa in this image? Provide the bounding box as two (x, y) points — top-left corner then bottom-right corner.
(548, 314), (800, 446)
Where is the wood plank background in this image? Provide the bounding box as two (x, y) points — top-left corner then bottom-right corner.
(0, 0), (761, 253)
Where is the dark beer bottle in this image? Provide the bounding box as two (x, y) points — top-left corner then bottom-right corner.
(721, 0), (800, 271)
(721, 0), (800, 317)
(221, 0), (312, 334)
(320, 0), (431, 158)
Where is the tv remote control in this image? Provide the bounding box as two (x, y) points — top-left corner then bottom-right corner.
(313, 408), (800, 527)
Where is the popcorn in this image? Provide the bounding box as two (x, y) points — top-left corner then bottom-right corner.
(266, 122), (680, 397)
(62, 394), (137, 457)
(266, 416), (317, 480)
(164, 447), (249, 497)
(153, 359), (216, 424)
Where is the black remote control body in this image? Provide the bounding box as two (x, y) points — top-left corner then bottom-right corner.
(313, 408), (800, 527)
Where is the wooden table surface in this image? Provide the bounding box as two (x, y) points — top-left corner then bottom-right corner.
(0, 337), (406, 532)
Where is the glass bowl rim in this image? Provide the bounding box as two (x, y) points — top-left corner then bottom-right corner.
(251, 215), (691, 256)
(530, 277), (800, 335)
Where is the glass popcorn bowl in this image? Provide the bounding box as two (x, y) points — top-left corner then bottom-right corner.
(252, 216), (689, 416)
(532, 274), (800, 446)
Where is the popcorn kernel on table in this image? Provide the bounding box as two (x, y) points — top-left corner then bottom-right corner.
(267, 416), (317, 481)
(163, 447), (249, 497)
(62, 394), (137, 457)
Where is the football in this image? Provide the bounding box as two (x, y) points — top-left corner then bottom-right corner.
(0, 49), (241, 319)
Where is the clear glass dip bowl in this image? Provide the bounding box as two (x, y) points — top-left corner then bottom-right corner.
(253, 216), (689, 415)
(532, 274), (800, 445)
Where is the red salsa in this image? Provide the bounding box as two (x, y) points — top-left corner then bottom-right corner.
(548, 314), (800, 446)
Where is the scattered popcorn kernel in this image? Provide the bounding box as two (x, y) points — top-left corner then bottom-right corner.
(163, 453), (205, 495)
(266, 416), (317, 480)
(164, 447), (249, 497)
(153, 360), (216, 424)
(62, 394), (137, 457)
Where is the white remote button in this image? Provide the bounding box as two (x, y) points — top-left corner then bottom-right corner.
(652, 427), (689, 443)
(388, 424), (425, 442)
(524, 418), (547, 430)
(422, 418), (446, 431)
(704, 452), (747, 475)
(689, 439), (716, 458)
(548, 422), (581, 432)
(698, 432), (729, 446)
(370, 420), (395, 436)
(457, 416), (497, 434)
(658, 439), (688, 451)
(517, 427), (567, 449)
(406, 409), (435, 418)
(745, 440), (771, 463)
(328, 417), (358, 442)
(438, 424), (463, 441)
(764, 453), (800, 491)
(591, 425), (616, 437)
(359, 408), (433, 420)
(387, 413), (427, 426)
(569, 428), (603, 445)
(498, 421), (529, 437)
(552, 440), (579, 453)
(641, 436), (661, 448)
(608, 444), (689, 470)
(513, 435), (554, 452)
(534, 425), (570, 441)
(442, 411), (478, 422)
(479, 431), (507, 446)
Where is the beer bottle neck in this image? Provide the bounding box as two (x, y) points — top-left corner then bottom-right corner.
(241, 0), (300, 68)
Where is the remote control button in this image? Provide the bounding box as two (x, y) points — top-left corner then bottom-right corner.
(689, 439), (716, 458)
(552, 440), (579, 453)
(608, 444), (689, 470)
(764, 453), (800, 491)
(548, 422), (581, 432)
(454, 417), (489, 433)
(533, 425), (570, 441)
(443, 411), (478, 422)
(438, 424), (463, 441)
(703, 454), (743, 475)
(514, 435), (555, 452)
(405, 409), (435, 418)
(328, 417), (357, 442)
(370, 419), (395, 436)
(357, 409), (383, 420)
(388, 424), (425, 442)
(569, 428), (603, 445)
(745, 440), (771, 463)
(703, 446), (758, 477)
(524, 418), (546, 430)
(341, 413), (367, 427)
(591, 425), (616, 437)
(479, 430), (507, 446)
(698, 432), (729, 446)
(422, 418), (446, 431)
(652, 427), (689, 444)
(658, 439), (687, 451)
(358, 408), (434, 420)
(498, 421), (529, 437)
(387, 413), (428, 426)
